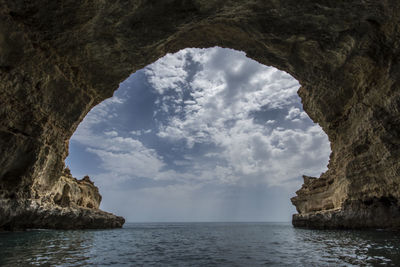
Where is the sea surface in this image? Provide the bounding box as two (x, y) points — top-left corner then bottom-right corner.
(0, 222), (399, 266)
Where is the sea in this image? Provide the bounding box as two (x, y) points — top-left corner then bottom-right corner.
(0, 222), (399, 266)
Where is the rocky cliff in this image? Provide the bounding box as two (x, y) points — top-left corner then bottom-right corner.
(0, 167), (124, 230)
(0, 0), (400, 229)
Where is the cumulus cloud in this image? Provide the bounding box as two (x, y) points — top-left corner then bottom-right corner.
(67, 47), (331, 221)
(145, 50), (190, 95)
(69, 47), (330, 205)
(70, 95), (165, 181)
(130, 129), (152, 136)
(144, 47), (330, 187)
(285, 107), (308, 122)
(72, 95), (125, 145)
(104, 130), (118, 137)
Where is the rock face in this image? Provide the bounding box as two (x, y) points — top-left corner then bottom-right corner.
(0, 167), (124, 230)
(0, 0), (400, 229)
(52, 172), (102, 210)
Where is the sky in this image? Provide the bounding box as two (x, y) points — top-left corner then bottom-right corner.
(66, 47), (331, 222)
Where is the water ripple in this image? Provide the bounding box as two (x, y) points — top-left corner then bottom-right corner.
(0, 223), (399, 266)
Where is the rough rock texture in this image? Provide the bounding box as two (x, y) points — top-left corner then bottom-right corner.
(51, 169), (102, 210)
(0, 167), (124, 230)
(0, 0), (400, 229)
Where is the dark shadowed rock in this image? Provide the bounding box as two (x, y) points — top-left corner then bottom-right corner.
(0, 0), (400, 229)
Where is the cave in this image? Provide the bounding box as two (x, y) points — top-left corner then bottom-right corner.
(1, 1), (400, 230)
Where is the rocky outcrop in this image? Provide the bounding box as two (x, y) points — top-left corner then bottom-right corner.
(52, 170), (102, 210)
(0, 0), (400, 229)
(0, 167), (124, 230)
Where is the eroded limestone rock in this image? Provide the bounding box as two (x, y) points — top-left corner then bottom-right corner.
(1, 0), (400, 229)
(0, 167), (124, 230)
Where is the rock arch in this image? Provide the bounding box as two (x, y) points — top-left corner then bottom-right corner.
(1, 1), (400, 229)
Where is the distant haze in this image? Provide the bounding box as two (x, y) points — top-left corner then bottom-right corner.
(66, 47), (330, 222)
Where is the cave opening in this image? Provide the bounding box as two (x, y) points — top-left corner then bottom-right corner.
(66, 47), (331, 222)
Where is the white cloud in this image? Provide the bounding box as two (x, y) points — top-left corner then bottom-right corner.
(72, 94), (125, 145)
(285, 107), (308, 121)
(70, 47), (330, 191)
(87, 146), (164, 179)
(66, 47), (333, 222)
(104, 130), (118, 137)
(130, 129), (152, 136)
(70, 94), (166, 180)
(78, 131), (165, 179)
(285, 107), (301, 120)
(144, 50), (190, 94)
(130, 130), (141, 136)
(144, 47), (330, 187)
